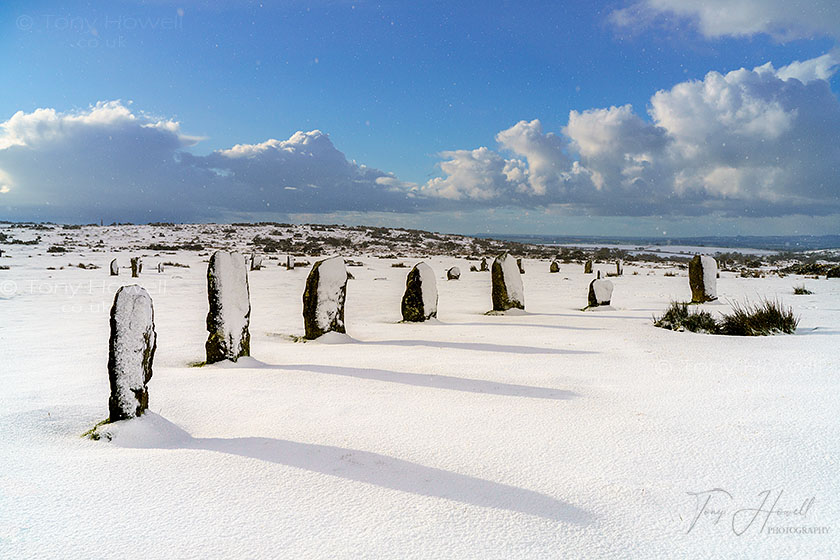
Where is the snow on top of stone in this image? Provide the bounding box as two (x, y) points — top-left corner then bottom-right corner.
(592, 278), (614, 303)
(415, 262), (438, 316)
(110, 285), (155, 414)
(500, 253), (524, 305)
(700, 255), (717, 299)
(315, 256), (347, 330)
(212, 251), (250, 352)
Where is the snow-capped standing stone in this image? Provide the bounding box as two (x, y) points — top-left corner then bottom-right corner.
(616, 260), (623, 276)
(491, 252), (524, 311)
(108, 285), (157, 421)
(689, 255), (718, 303)
(480, 257), (489, 272)
(550, 260), (560, 273)
(205, 251), (251, 363)
(588, 278), (614, 308)
(157, 262), (164, 274)
(584, 260), (593, 274)
(250, 254), (263, 271)
(109, 258), (119, 276)
(286, 255), (295, 270)
(402, 262), (438, 322)
(517, 258), (525, 274)
(447, 266), (461, 280)
(130, 257), (142, 278)
(302, 256), (348, 339)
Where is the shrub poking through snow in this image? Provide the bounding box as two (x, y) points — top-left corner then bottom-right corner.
(402, 262), (438, 322)
(793, 284), (813, 295)
(303, 256), (348, 339)
(447, 266), (461, 280)
(584, 260), (593, 274)
(109, 258), (119, 276)
(107, 285), (157, 421)
(491, 252), (524, 311)
(718, 299), (799, 336)
(653, 302), (719, 334)
(205, 251), (251, 363)
(653, 299), (798, 336)
(689, 255), (718, 303)
(587, 278), (614, 308)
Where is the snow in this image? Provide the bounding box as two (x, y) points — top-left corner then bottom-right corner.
(313, 256), (347, 333)
(109, 285), (155, 417)
(210, 251), (250, 357)
(591, 278), (614, 304)
(0, 228), (839, 559)
(700, 255), (718, 300)
(499, 253), (524, 306)
(416, 262), (438, 318)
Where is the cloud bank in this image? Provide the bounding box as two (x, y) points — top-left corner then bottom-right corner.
(1, 53), (839, 222)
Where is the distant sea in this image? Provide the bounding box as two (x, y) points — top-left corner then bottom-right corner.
(478, 234), (840, 253)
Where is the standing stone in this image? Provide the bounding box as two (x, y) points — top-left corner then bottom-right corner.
(402, 262), (438, 322)
(517, 258), (525, 274)
(480, 257), (489, 272)
(130, 257), (142, 278)
(689, 255), (718, 303)
(250, 254), (263, 271)
(469, 265), (479, 272)
(584, 260), (593, 274)
(550, 260), (560, 273)
(157, 262), (164, 274)
(303, 256), (348, 339)
(205, 251), (251, 363)
(447, 266), (461, 280)
(286, 255), (296, 270)
(109, 258), (119, 276)
(107, 285), (157, 421)
(587, 278), (614, 308)
(616, 260), (623, 276)
(491, 252), (525, 311)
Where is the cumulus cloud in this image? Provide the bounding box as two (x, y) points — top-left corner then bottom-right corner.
(610, 0), (840, 41)
(0, 101), (416, 221)
(422, 53), (840, 217)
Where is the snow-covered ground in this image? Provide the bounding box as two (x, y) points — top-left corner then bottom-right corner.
(1, 226), (839, 558)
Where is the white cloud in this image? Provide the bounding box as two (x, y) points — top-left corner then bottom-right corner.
(423, 53), (840, 217)
(611, 0), (840, 41)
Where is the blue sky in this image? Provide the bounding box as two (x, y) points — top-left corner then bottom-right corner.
(1, 0), (839, 235)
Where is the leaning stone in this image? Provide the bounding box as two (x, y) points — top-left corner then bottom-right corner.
(110, 259), (119, 276)
(491, 252), (525, 311)
(107, 285), (157, 421)
(587, 278), (614, 308)
(550, 260), (560, 273)
(303, 256), (348, 339)
(402, 262), (438, 322)
(205, 251), (251, 363)
(130, 257), (142, 277)
(157, 262), (164, 274)
(517, 258), (525, 274)
(447, 266), (461, 280)
(689, 255), (718, 303)
(469, 265), (479, 272)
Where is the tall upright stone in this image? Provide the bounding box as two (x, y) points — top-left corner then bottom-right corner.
(689, 255), (718, 303)
(447, 266), (461, 280)
(130, 257), (142, 278)
(517, 258), (525, 274)
(157, 262), (165, 274)
(109, 258), (119, 276)
(303, 256), (348, 339)
(584, 260), (593, 274)
(491, 252), (525, 311)
(107, 286), (157, 421)
(402, 262), (438, 322)
(587, 278), (614, 308)
(250, 254), (263, 271)
(205, 251), (251, 363)
(616, 260), (623, 276)
(550, 260), (560, 273)
(286, 255), (296, 270)
(480, 257), (489, 272)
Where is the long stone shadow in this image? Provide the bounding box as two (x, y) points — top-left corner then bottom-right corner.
(361, 339), (596, 356)
(451, 321), (602, 332)
(114, 415), (591, 524)
(264, 363), (576, 400)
